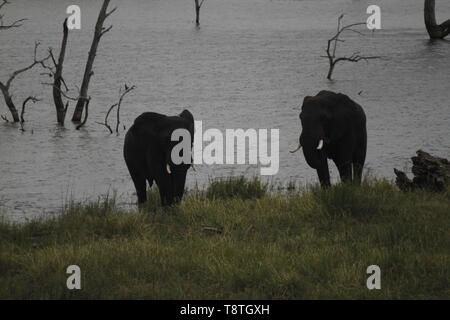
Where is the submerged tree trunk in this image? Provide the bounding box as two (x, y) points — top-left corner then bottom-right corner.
(194, 0), (205, 27)
(71, 0), (116, 122)
(196, 5), (200, 26)
(326, 61), (336, 80)
(53, 19), (69, 125)
(0, 86), (20, 122)
(424, 0), (450, 39)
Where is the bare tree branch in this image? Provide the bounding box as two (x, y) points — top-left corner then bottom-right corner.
(0, 0), (27, 30)
(97, 84), (136, 134)
(0, 0), (9, 11)
(115, 85), (135, 133)
(19, 96), (40, 131)
(324, 15), (380, 80)
(42, 83), (80, 101)
(100, 25), (113, 37)
(105, 6), (117, 18)
(20, 96), (40, 123)
(3, 42), (51, 89)
(96, 103), (117, 134)
(0, 42), (51, 122)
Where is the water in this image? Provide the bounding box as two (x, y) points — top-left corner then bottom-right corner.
(1, 0), (449, 221)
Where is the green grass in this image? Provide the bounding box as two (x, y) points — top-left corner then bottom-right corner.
(0, 177), (449, 299)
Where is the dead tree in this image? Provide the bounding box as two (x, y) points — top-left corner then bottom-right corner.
(194, 0), (206, 27)
(97, 84), (136, 134)
(323, 15), (380, 80)
(0, 42), (50, 122)
(0, 0), (27, 30)
(71, 0), (116, 122)
(424, 0), (450, 39)
(51, 18), (70, 125)
(41, 23), (81, 126)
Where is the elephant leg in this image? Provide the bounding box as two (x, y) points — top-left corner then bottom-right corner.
(332, 140), (354, 183)
(173, 172), (187, 204)
(352, 127), (367, 185)
(124, 152), (147, 204)
(131, 175), (147, 204)
(353, 162), (364, 184)
(352, 147), (366, 185)
(337, 162), (353, 183)
(155, 174), (174, 206)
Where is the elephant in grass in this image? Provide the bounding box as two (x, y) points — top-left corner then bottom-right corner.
(124, 110), (194, 206)
(290, 90), (367, 187)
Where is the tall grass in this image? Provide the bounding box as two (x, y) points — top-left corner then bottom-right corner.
(0, 177), (449, 299)
(206, 176), (268, 200)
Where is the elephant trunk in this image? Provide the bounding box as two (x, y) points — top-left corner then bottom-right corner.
(316, 157), (331, 187)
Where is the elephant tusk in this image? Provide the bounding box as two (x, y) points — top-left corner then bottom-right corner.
(166, 164), (171, 174)
(317, 139), (324, 150)
(289, 144), (302, 153)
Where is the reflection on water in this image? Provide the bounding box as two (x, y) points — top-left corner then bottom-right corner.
(0, 0), (449, 220)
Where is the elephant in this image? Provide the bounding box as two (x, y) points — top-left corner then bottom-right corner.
(123, 109), (195, 206)
(290, 90), (367, 187)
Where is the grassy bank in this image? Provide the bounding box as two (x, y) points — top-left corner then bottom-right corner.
(0, 177), (449, 299)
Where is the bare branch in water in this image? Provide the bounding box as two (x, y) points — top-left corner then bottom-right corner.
(20, 96), (41, 131)
(0, 0), (27, 30)
(97, 84), (136, 134)
(324, 15), (381, 80)
(0, 42), (51, 122)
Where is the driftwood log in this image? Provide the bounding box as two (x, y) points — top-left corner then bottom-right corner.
(394, 150), (450, 192)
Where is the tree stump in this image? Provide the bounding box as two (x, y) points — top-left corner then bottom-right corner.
(394, 150), (450, 192)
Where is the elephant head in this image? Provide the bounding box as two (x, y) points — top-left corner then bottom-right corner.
(162, 109), (195, 203)
(291, 94), (333, 186)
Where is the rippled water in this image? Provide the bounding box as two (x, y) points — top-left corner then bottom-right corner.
(1, 0), (449, 221)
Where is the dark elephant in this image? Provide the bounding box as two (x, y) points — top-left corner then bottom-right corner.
(290, 90), (367, 187)
(124, 109), (194, 206)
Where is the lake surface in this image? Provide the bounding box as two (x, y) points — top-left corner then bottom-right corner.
(1, 0), (449, 221)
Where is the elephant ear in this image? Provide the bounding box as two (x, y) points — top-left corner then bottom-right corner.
(159, 116), (193, 164)
(321, 95), (348, 140)
(300, 96), (312, 116)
